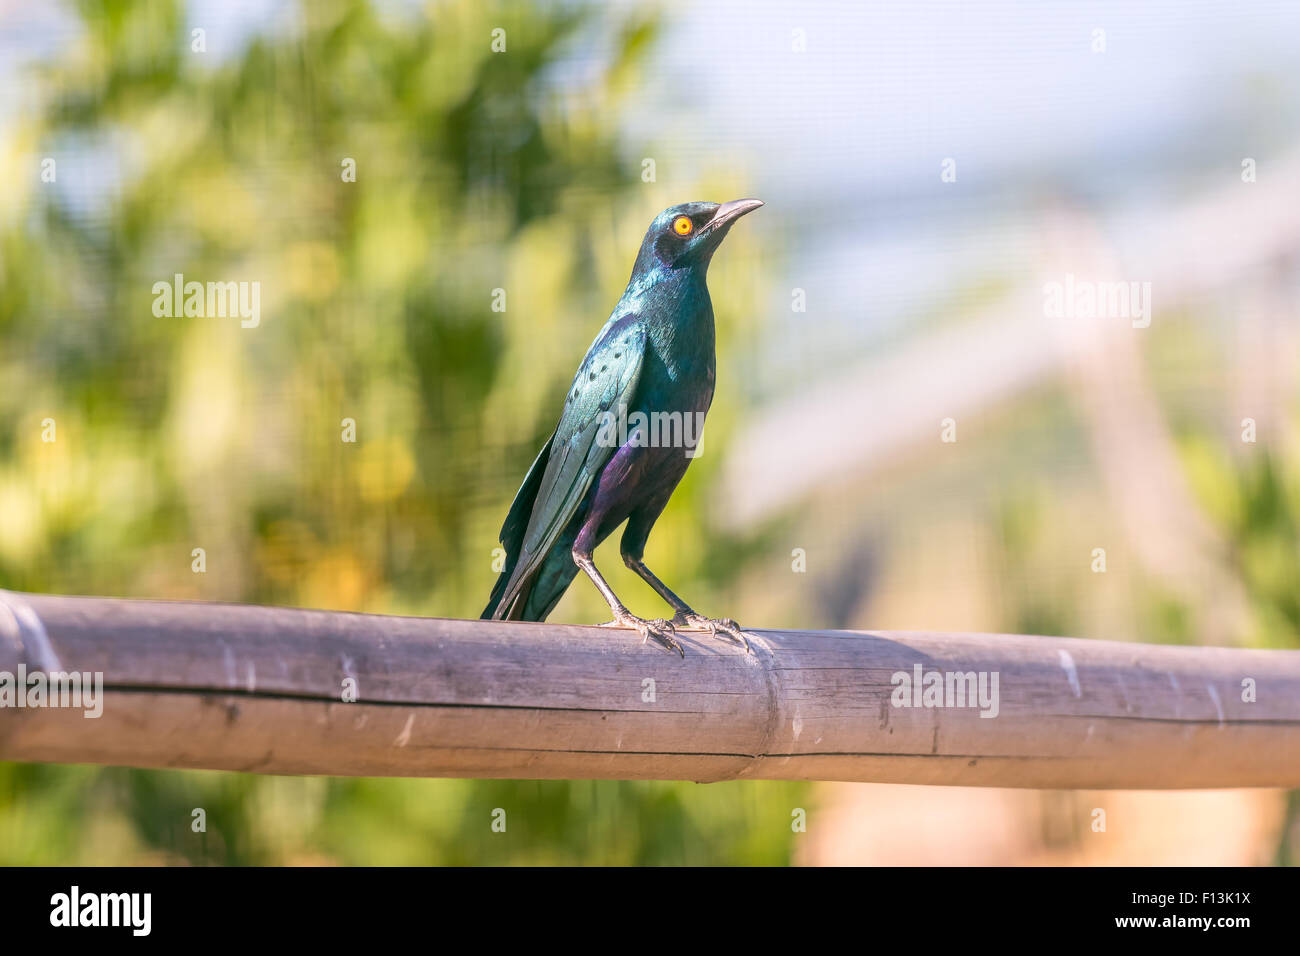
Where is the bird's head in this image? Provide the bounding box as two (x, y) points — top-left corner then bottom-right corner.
(632, 199), (763, 276)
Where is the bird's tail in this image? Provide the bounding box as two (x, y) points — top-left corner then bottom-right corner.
(481, 575), (510, 619)
(482, 431), (585, 622)
(483, 434), (556, 621)
(482, 567), (527, 620)
(483, 542), (578, 622)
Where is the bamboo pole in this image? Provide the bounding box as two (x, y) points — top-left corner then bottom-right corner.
(1, 590), (1297, 787)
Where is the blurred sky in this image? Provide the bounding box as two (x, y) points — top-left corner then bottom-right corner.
(5, 0), (1299, 382)
(626, 0), (1300, 384)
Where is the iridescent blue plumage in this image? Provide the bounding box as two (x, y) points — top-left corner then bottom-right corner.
(483, 199), (762, 654)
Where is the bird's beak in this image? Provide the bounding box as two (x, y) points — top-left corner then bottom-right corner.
(705, 198), (764, 233)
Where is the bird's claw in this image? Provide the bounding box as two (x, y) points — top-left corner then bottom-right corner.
(670, 611), (751, 653)
(602, 613), (684, 657)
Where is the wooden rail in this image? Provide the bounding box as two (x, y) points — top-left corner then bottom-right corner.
(1, 590), (1297, 787)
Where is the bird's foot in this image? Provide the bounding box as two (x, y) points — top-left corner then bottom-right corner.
(670, 611), (751, 653)
(601, 611), (683, 657)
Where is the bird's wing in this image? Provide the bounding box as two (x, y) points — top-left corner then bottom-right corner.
(491, 317), (647, 618)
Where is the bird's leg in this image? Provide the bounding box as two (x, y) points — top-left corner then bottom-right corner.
(622, 553), (750, 652)
(572, 548), (682, 657)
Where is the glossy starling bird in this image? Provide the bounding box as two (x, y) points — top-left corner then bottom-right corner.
(483, 199), (763, 655)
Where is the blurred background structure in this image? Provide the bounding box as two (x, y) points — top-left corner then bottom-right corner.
(1, 0), (1298, 864)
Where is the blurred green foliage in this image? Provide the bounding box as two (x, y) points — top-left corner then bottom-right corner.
(0, 0), (801, 865)
(1179, 433), (1300, 864)
(1179, 440), (1300, 647)
(988, 342), (1300, 863)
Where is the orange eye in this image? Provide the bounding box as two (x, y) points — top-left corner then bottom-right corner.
(672, 215), (693, 236)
